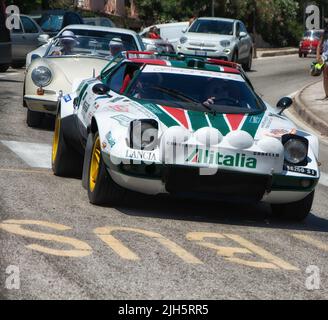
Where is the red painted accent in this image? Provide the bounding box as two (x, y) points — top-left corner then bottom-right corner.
(225, 114), (245, 130)
(222, 67), (240, 74)
(162, 106), (189, 129)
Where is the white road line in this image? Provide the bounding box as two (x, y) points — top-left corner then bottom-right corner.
(1, 140), (52, 169)
(319, 172), (328, 187)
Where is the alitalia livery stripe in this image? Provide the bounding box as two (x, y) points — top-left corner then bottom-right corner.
(224, 114), (245, 131)
(240, 113), (265, 138)
(187, 110), (209, 131)
(141, 103), (180, 128)
(207, 113), (230, 136)
(161, 106), (189, 129)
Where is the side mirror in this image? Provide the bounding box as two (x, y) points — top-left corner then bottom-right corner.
(92, 83), (110, 95)
(239, 31), (247, 38)
(38, 34), (50, 44)
(182, 27), (187, 33)
(31, 54), (40, 61)
(276, 97), (293, 115)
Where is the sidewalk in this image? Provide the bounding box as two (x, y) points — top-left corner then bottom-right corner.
(256, 47), (298, 58)
(293, 81), (328, 136)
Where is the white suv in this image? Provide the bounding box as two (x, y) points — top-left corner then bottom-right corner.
(177, 17), (253, 70)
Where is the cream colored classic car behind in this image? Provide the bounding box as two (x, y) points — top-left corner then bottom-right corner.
(23, 25), (145, 127)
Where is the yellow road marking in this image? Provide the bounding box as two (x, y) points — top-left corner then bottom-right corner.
(187, 232), (298, 270)
(94, 226), (203, 264)
(293, 234), (328, 252)
(0, 219), (92, 257)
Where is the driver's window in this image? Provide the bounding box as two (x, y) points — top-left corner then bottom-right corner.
(107, 64), (128, 92)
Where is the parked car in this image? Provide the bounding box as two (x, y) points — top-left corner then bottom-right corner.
(52, 52), (319, 221)
(299, 29), (323, 58)
(141, 37), (175, 53)
(0, 0), (11, 72)
(10, 15), (45, 68)
(83, 17), (115, 28)
(140, 21), (189, 49)
(177, 17), (253, 70)
(38, 10), (84, 37)
(23, 25), (145, 127)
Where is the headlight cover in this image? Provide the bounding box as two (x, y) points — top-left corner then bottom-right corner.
(31, 66), (52, 87)
(220, 40), (231, 47)
(129, 119), (159, 150)
(180, 36), (188, 44)
(282, 134), (308, 165)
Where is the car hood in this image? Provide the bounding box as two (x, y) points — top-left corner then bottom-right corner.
(184, 32), (234, 43)
(44, 56), (108, 85)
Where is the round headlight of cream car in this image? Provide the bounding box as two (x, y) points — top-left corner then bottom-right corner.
(31, 66), (52, 87)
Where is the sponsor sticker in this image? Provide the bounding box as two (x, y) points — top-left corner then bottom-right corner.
(63, 94), (72, 103)
(111, 115), (134, 127)
(105, 131), (116, 148)
(125, 149), (157, 161)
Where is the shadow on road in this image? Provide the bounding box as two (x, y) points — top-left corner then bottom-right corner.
(116, 194), (328, 233)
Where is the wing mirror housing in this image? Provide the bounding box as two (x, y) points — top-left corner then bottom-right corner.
(239, 31), (247, 39)
(92, 83), (110, 95)
(276, 97), (293, 115)
(38, 34), (50, 44)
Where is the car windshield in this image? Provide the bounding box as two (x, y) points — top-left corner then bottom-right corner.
(189, 19), (234, 35)
(62, 29), (139, 51)
(46, 35), (114, 58)
(304, 30), (322, 39)
(39, 15), (63, 32)
(126, 65), (265, 114)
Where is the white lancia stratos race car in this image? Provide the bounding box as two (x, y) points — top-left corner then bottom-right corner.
(52, 52), (320, 221)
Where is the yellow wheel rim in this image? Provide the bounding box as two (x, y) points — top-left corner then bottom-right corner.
(52, 116), (60, 164)
(89, 136), (101, 192)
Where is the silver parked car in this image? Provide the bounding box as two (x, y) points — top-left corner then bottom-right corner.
(177, 17), (253, 70)
(11, 15), (45, 68)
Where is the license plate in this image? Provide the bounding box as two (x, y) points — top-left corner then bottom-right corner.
(195, 50), (207, 56)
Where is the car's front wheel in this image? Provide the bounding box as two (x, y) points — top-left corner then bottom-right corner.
(52, 114), (83, 177)
(0, 64), (9, 72)
(87, 132), (126, 206)
(26, 109), (44, 127)
(271, 191), (314, 221)
(242, 50), (252, 71)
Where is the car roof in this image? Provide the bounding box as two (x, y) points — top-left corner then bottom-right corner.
(125, 53), (241, 75)
(62, 24), (138, 35)
(196, 17), (237, 23)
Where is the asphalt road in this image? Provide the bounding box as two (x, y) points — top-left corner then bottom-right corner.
(0, 55), (327, 300)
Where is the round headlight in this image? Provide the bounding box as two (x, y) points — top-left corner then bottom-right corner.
(220, 40), (231, 47)
(31, 66), (52, 87)
(130, 120), (158, 151)
(284, 139), (308, 164)
(180, 36), (188, 44)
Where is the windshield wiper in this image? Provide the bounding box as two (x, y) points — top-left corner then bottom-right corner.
(151, 86), (216, 114)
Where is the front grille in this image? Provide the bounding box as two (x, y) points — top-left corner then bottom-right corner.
(163, 166), (271, 202)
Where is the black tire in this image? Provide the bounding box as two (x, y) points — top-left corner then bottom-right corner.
(242, 51), (252, 71)
(231, 50), (238, 63)
(11, 62), (25, 69)
(271, 191), (314, 221)
(26, 109), (44, 127)
(0, 64), (9, 72)
(304, 53), (308, 58)
(299, 52), (302, 58)
(87, 132), (126, 206)
(52, 114), (83, 177)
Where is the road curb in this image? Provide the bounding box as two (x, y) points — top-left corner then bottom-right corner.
(258, 49), (298, 58)
(293, 81), (328, 136)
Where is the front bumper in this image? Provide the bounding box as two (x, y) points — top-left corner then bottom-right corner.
(24, 93), (61, 114)
(177, 46), (231, 60)
(105, 157), (318, 204)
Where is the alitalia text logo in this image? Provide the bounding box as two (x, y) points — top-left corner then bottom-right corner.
(186, 149), (257, 169)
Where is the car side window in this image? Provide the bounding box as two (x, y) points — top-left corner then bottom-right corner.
(21, 16), (39, 33)
(12, 21), (23, 33)
(240, 22), (247, 34)
(107, 64), (128, 92)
